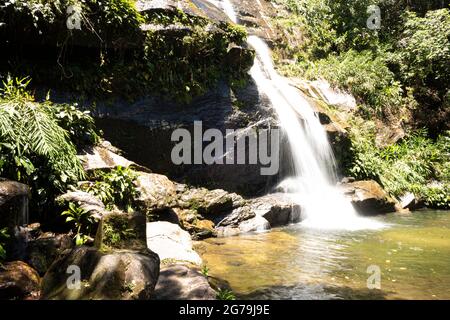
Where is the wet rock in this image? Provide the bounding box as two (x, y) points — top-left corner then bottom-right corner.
(146, 222), (202, 265)
(216, 206), (255, 228)
(250, 194), (301, 226)
(228, 0), (278, 40)
(226, 45), (255, 71)
(94, 82), (276, 197)
(0, 261), (40, 300)
(341, 180), (399, 215)
(173, 208), (217, 240)
(178, 187), (238, 215)
(94, 211), (147, 252)
(27, 232), (74, 275)
(41, 246), (160, 300)
(323, 122), (352, 170)
(154, 263), (216, 300)
(216, 214), (270, 237)
(0, 178), (30, 228)
(56, 191), (106, 220)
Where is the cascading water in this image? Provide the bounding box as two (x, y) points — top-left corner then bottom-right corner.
(209, 0), (383, 230)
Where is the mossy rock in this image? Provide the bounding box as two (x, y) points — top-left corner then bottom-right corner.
(95, 211), (147, 252)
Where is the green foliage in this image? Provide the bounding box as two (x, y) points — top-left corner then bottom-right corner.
(201, 265), (210, 277)
(0, 77), (85, 210)
(0, 228), (9, 261)
(395, 10), (450, 87)
(83, 166), (138, 210)
(390, 9), (450, 134)
(50, 103), (101, 147)
(0, 1), (252, 103)
(348, 125), (450, 209)
(216, 288), (236, 300)
(300, 50), (404, 115)
(272, 1), (449, 133)
(61, 202), (95, 245)
(102, 215), (136, 248)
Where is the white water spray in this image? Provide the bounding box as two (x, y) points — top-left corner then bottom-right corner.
(209, 0), (383, 230)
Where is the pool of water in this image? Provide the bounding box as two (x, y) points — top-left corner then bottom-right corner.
(195, 210), (450, 299)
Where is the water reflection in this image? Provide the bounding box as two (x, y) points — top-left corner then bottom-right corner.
(196, 211), (450, 299)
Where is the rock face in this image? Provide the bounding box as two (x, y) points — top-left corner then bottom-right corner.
(137, 0), (230, 23)
(41, 246), (160, 300)
(341, 180), (399, 215)
(293, 79), (357, 112)
(0, 178), (30, 228)
(0, 261), (40, 300)
(154, 264), (216, 300)
(77, 141), (141, 172)
(146, 222), (202, 265)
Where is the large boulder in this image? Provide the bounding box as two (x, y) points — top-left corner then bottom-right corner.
(41, 246), (160, 300)
(0, 261), (40, 300)
(146, 222), (202, 265)
(0, 178), (30, 228)
(178, 187), (242, 215)
(77, 141), (143, 173)
(216, 213), (270, 237)
(249, 193), (301, 227)
(341, 180), (399, 215)
(153, 264), (216, 300)
(135, 172), (178, 215)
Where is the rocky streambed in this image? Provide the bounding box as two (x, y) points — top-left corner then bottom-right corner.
(0, 137), (404, 300)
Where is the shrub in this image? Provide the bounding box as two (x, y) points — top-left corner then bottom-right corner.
(50, 103), (101, 147)
(61, 202), (95, 245)
(301, 50), (404, 115)
(0, 77), (85, 211)
(216, 288), (236, 300)
(348, 126), (450, 208)
(83, 166), (138, 210)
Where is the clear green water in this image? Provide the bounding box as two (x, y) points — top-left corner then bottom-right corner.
(195, 210), (450, 299)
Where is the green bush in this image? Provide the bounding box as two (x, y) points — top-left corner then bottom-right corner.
(83, 166), (138, 210)
(50, 103), (101, 147)
(301, 50), (404, 115)
(348, 126), (450, 209)
(62, 202), (95, 245)
(216, 288), (236, 300)
(0, 77), (85, 210)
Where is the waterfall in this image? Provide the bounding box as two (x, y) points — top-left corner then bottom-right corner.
(209, 0), (383, 230)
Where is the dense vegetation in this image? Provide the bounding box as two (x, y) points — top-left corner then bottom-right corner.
(0, 0), (253, 103)
(0, 77), (93, 214)
(272, 0), (450, 208)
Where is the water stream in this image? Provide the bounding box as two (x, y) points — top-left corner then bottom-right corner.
(196, 210), (450, 299)
(210, 0), (382, 230)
